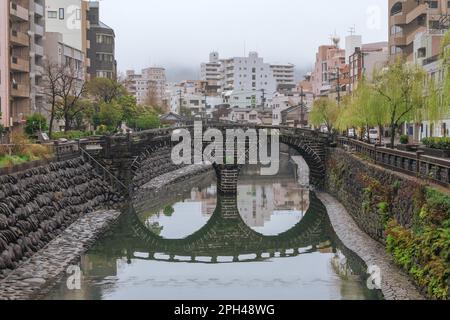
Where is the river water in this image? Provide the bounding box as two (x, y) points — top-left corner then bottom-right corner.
(44, 153), (382, 300)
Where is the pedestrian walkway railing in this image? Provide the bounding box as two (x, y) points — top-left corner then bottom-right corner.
(79, 147), (129, 196)
(337, 137), (450, 187)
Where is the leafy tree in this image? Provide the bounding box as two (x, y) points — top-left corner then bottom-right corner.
(134, 113), (160, 130)
(372, 58), (427, 148)
(309, 97), (340, 133)
(98, 101), (124, 132)
(0, 124), (5, 135)
(441, 30), (450, 120)
(88, 77), (127, 103)
(25, 113), (48, 136)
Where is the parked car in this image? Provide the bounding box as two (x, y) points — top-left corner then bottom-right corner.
(364, 129), (379, 143)
(348, 129), (356, 138)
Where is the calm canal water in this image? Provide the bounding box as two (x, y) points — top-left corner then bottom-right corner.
(44, 153), (382, 300)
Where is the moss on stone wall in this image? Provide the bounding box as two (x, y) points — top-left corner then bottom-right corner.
(326, 148), (449, 300)
(386, 188), (450, 300)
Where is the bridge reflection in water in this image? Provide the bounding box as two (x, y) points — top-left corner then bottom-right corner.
(44, 154), (382, 300)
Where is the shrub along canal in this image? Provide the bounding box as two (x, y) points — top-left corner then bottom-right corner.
(44, 154), (382, 300)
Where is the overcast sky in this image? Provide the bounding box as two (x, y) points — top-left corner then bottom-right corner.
(98, 0), (388, 80)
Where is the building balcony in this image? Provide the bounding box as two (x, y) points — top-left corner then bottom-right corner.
(11, 84), (30, 98)
(34, 65), (44, 76)
(34, 43), (44, 57)
(406, 4), (427, 24)
(11, 57), (30, 73)
(34, 24), (44, 37)
(34, 1), (44, 16)
(10, 2), (29, 22)
(10, 30), (29, 47)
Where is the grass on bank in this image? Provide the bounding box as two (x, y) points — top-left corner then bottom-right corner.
(0, 134), (53, 169)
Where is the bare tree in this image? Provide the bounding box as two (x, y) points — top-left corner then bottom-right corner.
(56, 63), (88, 132)
(41, 62), (63, 137)
(146, 80), (160, 107)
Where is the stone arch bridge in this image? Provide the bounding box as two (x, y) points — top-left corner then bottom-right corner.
(85, 122), (332, 195)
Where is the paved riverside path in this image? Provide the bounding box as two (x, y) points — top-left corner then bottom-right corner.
(316, 192), (424, 300)
(0, 210), (121, 300)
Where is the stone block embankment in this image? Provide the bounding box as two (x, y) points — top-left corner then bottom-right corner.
(132, 145), (186, 189)
(325, 148), (421, 243)
(0, 157), (121, 278)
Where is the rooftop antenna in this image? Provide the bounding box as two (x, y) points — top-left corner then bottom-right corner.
(348, 25), (356, 36)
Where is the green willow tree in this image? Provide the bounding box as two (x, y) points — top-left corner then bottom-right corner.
(372, 59), (427, 148)
(309, 97), (340, 133)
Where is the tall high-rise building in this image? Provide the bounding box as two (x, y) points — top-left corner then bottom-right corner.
(87, 1), (116, 79)
(388, 0), (450, 61)
(200, 52), (221, 86)
(0, 0), (46, 134)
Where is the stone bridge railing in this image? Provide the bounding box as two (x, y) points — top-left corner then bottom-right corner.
(338, 137), (450, 187)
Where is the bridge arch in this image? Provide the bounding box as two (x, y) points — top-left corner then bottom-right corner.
(126, 124), (329, 194)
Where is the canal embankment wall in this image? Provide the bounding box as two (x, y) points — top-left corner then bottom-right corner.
(325, 148), (449, 300)
(0, 157), (121, 279)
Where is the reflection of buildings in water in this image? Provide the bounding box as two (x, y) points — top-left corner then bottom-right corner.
(188, 185), (218, 217)
(291, 156), (310, 187)
(273, 183), (310, 212)
(238, 182), (310, 228)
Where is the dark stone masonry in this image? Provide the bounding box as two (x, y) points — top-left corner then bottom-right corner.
(325, 147), (422, 243)
(0, 157), (121, 278)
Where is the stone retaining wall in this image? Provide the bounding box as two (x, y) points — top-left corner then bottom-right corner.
(0, 209), (121, 300)
(132, 146), (186, 190)
(0, 157), (121, 278)
(325, 148), (422, 243)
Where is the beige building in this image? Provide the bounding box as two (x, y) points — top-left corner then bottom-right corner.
(389, 0), (450, 61)
(0, 0), (46, 134)
(125, 68), (167, 107)
(310, 43), (346, 97)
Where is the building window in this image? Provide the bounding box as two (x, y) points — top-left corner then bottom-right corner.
(47, 11), (57, 19)
(428, 1), (438, 9)
(59, 8), (64, 19)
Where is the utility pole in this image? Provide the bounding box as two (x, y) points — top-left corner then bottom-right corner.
(260, 89), (266, 111)
(299, 86), (306, 128)
(336, 66), (341, 107)
(178, 90), (183, 115)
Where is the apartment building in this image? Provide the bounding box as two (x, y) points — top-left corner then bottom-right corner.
(87, 1), (116, 79)
(0, 0), (45, 133)
(200, 52), (221, 86)
(389, 0), (450, 61)
(270, 63), (295, 88)
(348, 41), (389, 93)
(403, 30), (450, 141)
(125, 68), (167, 106)
(30, 0), (46, 115)
(45, 0), (90, 77)
(310, 43), (346, 97)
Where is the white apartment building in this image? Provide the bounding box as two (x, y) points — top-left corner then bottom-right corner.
(125, 67), (167, 106)
(270, 63), (295, 87)
(407, 30), (450, 141)
(45, 0), (85, 51)
(220, 52), (277, 96)
(200, 52), (221, 86)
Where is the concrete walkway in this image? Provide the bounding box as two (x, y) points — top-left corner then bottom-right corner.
(316, 192), (424, 300)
